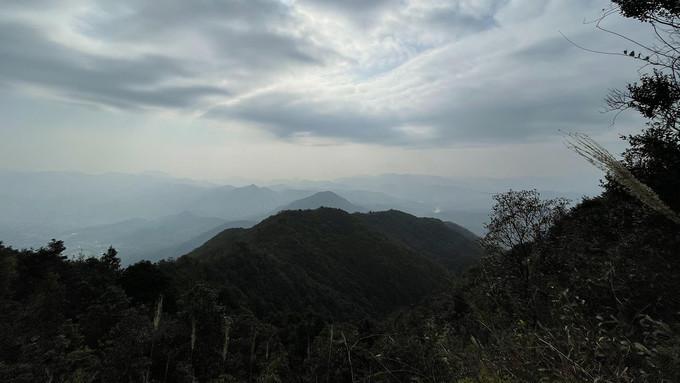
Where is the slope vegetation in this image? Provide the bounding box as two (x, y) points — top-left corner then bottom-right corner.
(168, 208), (463, 321)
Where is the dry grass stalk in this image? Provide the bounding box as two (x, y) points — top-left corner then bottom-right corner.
(153, 295), (163, 331)
(191, 318), (196, 354)
(565, 132), (680, 224)
(222, 315), (232, 363)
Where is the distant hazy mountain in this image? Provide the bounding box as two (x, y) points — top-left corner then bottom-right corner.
(0, 170), (211, 229)
(0, 172), (312, 250)
(265, 175), (495, 233)
(271, 174), (494, 211)
(331, 174), (597, 200)
(147, 219), (255, 262)
(276, 191), (365, 213)
(267, 185), (430, 214)
(187, 184), (309, 220)
(1, 170), (590, 251)
(431, 209), (490, 236)
(59, 212), (231, 263)
(270, 174), (594, 234)
(443, 221), (480, 242)
(167, 208), (475, 320)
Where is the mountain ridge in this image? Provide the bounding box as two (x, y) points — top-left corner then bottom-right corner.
(166, 207), (482, 321)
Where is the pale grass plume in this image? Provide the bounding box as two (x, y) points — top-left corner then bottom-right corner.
(191, 318), (197, 354)
(153, 295), (163, 331)
(564, 132), (680, 224)
(222, 315), (232, 363)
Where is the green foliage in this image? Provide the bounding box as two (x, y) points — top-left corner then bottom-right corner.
(167, 208), (464, 322)
(1, 178), (678, 382)
(2, 4), (680, 379)
(358, 210), (484, 272)
(0, 207), (481, 382)
(2, 170), (678, 382)
(612, 0), (680, 21)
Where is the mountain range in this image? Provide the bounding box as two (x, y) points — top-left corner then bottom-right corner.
(0, 170), (589, 262)
(163, 207), (482, 321)
(50, 191), (372, 263)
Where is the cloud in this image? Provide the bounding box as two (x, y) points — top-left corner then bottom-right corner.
(0, 22), (230, 109)
(205, 0), (646, 145)
(297, 0), (400, 19)
(0, 0), (649, 146)
(78, 0), (331, 71)
(0, 0), (329, 110)
(206, 90), (402, 143)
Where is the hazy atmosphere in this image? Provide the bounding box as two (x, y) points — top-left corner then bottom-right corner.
(2, 1), (679, 382)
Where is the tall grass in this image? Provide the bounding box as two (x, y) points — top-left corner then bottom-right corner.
(565, 132), (680, 224)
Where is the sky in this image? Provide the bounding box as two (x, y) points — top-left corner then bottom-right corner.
(0, 0), (655, 188)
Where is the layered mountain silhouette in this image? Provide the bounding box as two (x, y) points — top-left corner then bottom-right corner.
(164, 208), (482, 321)
(152, 191), (364, 262)
(60, 212), (251, 263)
(188, 184), (310, 220)
(275, 191), (365, 213)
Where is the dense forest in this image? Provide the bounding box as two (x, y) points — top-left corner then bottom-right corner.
(2, 1), (680, 382)
(0, 209), (481, 382)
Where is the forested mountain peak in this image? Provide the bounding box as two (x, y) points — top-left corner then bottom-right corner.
(174, 207), (463, 321)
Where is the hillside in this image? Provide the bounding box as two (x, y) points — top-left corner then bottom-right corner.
(167, 208), (457, 321)
(147, 219), (255, 260)
(443, 220), (480, 241)
(356, 210), (483, 272)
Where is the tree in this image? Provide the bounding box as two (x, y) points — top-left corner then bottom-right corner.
(565, 132), (680, 223)
(100, 246), (121, 272)
(480, 190), (569, 324)
(481, 189), (569, 255)
(598, 1), (680, 212)
(181, 283), (225, 381)
(100, 308), (152, 383)
(120, 260), (169, 306)
(561, 1), (680, 222)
